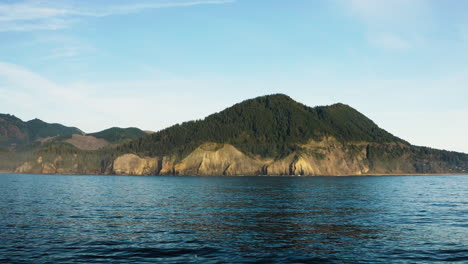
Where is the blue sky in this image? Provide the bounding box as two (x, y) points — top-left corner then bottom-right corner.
(0, 0), (467, 153)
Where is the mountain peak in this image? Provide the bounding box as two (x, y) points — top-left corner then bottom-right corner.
(0, 114), (83, 149)
(257, 93), (293, 100)
(123, 94), (405, 159)
(27, 118), (45, 124)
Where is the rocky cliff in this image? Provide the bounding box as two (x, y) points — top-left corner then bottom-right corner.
(113, 154), (157, 175)
(90, 138), (465, 176)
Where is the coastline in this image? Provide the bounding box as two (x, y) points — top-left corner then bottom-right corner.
(1, 172), (467, 177)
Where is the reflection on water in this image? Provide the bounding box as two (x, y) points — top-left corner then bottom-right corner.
(0, 174), (467, 263)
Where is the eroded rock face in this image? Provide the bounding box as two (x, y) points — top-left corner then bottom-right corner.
(113, 154), (158, 175)
(169, 139), (371, 176)
(160, 156), (176, 175)
(266, 137), (371, 176)
(15, 155), (71, 174)
(174, 143), (264, 176)
(42, 163), (57, 174)
(15, 161), (35, 173)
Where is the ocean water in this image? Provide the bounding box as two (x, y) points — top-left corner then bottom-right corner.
(0, 174), (467, 263)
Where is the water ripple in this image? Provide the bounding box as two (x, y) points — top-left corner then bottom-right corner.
(0, 174), (467, 263)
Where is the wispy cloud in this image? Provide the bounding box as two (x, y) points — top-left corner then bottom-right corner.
(0, 61), (81, 100)
(0, 3), (72, 22)
(83, 0), (236, 16)
(0, 61), (241, 132)
(369, 32), (412, 50)
(345, 0), (429, 23)
(0, 0), (235, 32)
(339, 0), (431, 51)
(33, 35), (97, 61)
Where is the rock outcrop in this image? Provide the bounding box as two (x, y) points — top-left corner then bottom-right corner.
(15, 154), (82, 175)
(165, 139), (371, 176)
(13, 137), (466, 176)
(174, 143), (264, 176)
(109, 139), (375, 176)
(113, 154), (158, 175)
(15, 161), (35, 174)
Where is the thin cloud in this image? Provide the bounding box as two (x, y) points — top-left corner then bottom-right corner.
(369, 33), (412, 50)
(0, 0), (235, 32)
(339, 0), (431, 51)
(0, 3), (71, 22)
(0, 61), (238, 132)
(84, 0), (236, 17)
(0, 18), (70, 32)
(0, 61), (80, 100)
(345, 0), (430, 25)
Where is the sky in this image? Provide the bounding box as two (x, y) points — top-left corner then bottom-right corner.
(0, 0), (467, 153)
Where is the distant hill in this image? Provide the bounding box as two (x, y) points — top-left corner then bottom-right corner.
(26, 118), (83, 140)
(88, 127), (147, 143)
(60, 127), (147, 150)
(0, 114), (82, 149)
(3, 94), (468, 176)
(0, 114), (147, 151)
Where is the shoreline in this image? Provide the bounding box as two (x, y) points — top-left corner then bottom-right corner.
(1, 172), (467, 177)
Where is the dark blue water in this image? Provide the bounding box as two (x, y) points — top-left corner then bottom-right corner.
(0, 174), (467, 263)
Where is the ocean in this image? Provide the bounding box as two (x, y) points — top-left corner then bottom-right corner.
(1, 174), (467, 263)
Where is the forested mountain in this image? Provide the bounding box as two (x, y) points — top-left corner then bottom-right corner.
(0, 114), (82, 149)
(26, 119), (83, 141)
(0, 114), (147, 151)
(118, 94), (407, 159)
(2, 94), (467, 176)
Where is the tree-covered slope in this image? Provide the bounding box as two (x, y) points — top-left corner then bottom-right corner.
(88, 127), (147, 143)
(0, 113), (150, 151)
(26, 119), (82, 140)
(0, 114), (82, 149)
(119, 94), (406, 159)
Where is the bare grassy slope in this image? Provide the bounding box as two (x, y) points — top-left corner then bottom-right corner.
(64, 134), (109, 150)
